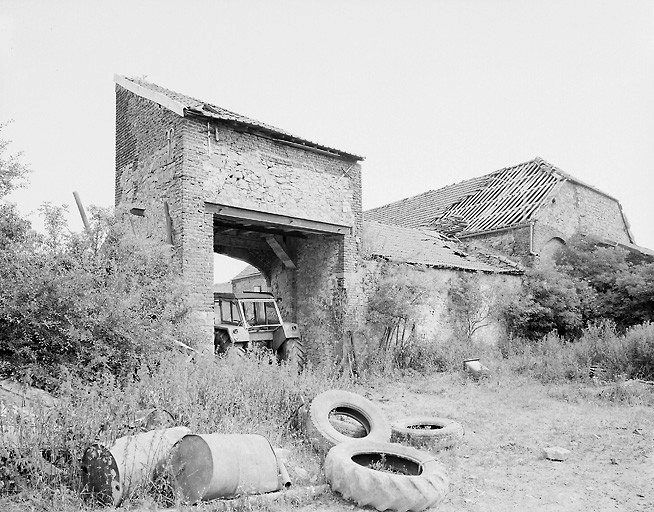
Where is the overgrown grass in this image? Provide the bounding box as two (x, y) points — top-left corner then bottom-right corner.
(386, 321), (654, 386)
(2, 321), (653, 509)
(0, 352), (353, 510)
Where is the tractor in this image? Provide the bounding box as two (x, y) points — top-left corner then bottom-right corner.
(213, 291), (306, 368)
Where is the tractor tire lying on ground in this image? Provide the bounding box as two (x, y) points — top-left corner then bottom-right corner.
(305, 390), (390, 453)
(391, 416), (464, 452)
(324, 440), (449, 512)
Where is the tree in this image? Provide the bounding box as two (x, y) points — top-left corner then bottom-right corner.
(0, 121), (30, 198)
(447, 273), (497, 342)
(503, 266), (595, 340)
(556, 236), (654, 330)
(504, 235), (654, 340)
(0, 121), (31, 248)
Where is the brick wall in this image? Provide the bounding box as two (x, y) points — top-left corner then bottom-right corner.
(116, 85), (362, 355)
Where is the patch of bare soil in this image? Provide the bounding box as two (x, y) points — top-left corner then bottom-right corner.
(292, 372), (654, 512)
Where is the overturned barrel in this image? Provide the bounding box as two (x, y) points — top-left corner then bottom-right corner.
(166, 433), (281, 503)
(81, 426), (190, 506)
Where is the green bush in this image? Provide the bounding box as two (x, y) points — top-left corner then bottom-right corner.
(503, 236), (654, 340)
(0, 207), (198, 388)
(500, 321), (654, 383)
(359, 261), (436, 374)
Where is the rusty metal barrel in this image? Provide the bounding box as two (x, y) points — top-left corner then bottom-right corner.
(166, 433), (281, 503)
(81, 426), (190, 506)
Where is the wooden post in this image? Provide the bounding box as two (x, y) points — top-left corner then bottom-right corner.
(73, 191), (90, 233)
(163, 201), (173, 245)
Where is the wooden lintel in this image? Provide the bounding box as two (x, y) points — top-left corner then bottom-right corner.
(265, 235), (296, 269)
(205, 202), (351, 235)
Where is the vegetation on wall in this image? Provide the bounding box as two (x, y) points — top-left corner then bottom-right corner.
(447, 273), (500, 342)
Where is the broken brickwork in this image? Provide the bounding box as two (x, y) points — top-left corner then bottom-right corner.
(115, 77), (362, 355)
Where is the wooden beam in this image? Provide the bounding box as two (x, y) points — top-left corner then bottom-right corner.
(205, 202), (351, 235)
(264, 235), (296, 269)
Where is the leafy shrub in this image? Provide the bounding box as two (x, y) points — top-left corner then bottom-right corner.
(503, 266), (595, 340)
(0, 207), (198, 388)
(503, 236), (654, 340)
(359, 261), (436, 374)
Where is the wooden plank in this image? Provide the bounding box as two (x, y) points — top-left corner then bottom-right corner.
(205, 202), (351, 235)
(264, 235), (296, 269)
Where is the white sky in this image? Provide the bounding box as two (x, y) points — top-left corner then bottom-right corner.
(1, 0), (653, 282)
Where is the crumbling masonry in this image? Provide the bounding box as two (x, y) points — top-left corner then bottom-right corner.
(114, 76), (363, 355)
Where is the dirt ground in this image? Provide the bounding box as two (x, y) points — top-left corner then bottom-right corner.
(287, 371), (654, 512)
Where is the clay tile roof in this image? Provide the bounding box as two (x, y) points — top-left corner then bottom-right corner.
(232, 265), (262, 281)
(117, 76), (362, 161)
(363, 221), (521, 273)
(365, 157), (578, 235)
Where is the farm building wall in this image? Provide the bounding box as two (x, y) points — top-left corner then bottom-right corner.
(462, 225), (533, 264)
(182, 117), (362, 354)
(232, 272), (269, 294)
(116, 82), (362, 354)
(355, 260), (521, 354)
(533, 181), (631, 262)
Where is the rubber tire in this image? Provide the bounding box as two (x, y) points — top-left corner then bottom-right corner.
(214, 330), (230, 355)
(330, 417), (368, 438)
(305, 390), (391, 453)
(277, 337), (307, 370)
(391, 416), (464, 452)
(324, 440), (449, 512)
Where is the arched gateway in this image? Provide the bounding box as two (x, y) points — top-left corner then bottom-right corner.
(114, 76), (363, 356)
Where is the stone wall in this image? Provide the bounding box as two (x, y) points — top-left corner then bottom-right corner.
(115, 86), (185, 232)
(202, 125), (355, 226)
(359, 259), (521, 347)
(460, 181), (631, 266)
(232, 273), (269, 294)
(534, 181), (631, 258)
(116, 84), (362, 354)
(463, 225), (533, 264)
(182, 117), (362, 346)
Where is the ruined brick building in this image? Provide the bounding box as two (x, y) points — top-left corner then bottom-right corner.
(114, 76), (362, 348)
(365, 157), (646, 264)
(114, 77), (649, 352)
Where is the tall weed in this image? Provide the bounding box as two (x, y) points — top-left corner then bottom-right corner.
(0, 352), (353, 507)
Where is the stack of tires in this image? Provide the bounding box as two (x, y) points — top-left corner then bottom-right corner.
(305, 390), (460, 512)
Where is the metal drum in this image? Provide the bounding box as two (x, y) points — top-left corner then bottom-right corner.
(82, 426), (190, 506)
(166, 433), (281, 503)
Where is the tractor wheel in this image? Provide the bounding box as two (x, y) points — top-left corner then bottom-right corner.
(305, 390), (390, 454)
(214, 331), (246, 358)
(324, 440), (449, 512)
(391, 416), (464, 452)
(214, 330), (231, 355)
(277, 338), (307, 370)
